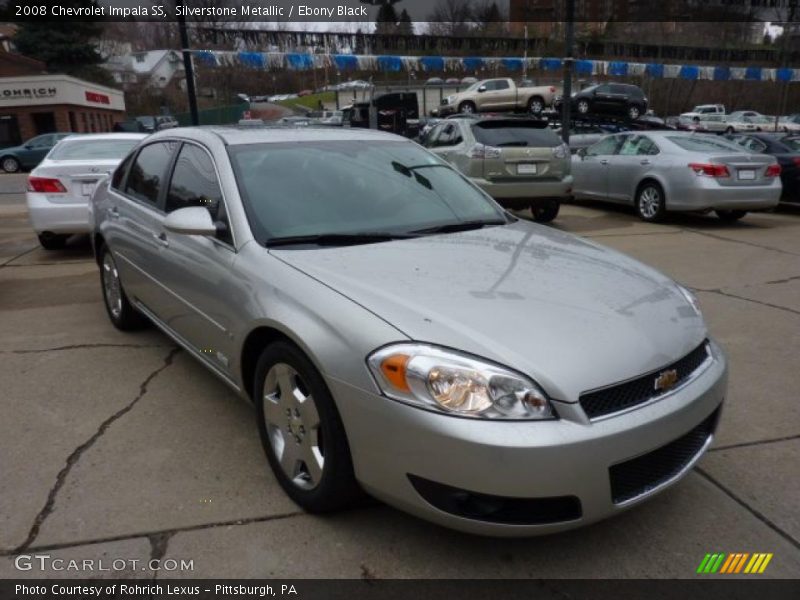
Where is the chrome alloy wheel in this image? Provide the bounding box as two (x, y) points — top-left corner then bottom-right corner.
(262, 363), (323, 490)
(639, 186), (661, 219)
(102, 251), (123, 319)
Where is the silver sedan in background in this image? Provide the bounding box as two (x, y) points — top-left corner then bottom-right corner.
(572, 131), (781, 222)
(91, 127), (726, 536)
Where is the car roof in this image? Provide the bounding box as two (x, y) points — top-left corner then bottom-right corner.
(147, 125), (407, 146)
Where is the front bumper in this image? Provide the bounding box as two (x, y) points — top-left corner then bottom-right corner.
(432, 104), (457, 117)
(330, 339), (727, 536)
(26, 192), (91, 234)
(474, 175), (574, 200)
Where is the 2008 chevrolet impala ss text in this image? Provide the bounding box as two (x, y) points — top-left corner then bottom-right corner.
(89, 126), (727, 536)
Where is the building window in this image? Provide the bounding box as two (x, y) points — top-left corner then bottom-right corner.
(68, 111), (77, 132)
(81, 112), (88, 132)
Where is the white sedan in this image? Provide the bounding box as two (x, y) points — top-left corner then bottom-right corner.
(26, 133), (146, 250)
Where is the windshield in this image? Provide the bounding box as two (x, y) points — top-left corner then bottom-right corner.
(464, 81), (483, 93)
(49, 139), (140, 160)
(228, 140), (506, 244)
(666, 136), (745, 153)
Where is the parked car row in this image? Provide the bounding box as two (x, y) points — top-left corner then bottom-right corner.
(78, 125), (727, 537)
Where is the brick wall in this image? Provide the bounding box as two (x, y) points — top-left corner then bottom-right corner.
(0, 104), (125, 141)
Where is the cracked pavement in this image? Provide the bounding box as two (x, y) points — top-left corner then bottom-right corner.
(1, 174), (799, 579)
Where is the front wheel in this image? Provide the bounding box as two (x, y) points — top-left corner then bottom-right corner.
(531, 200), (560, 223)
(255, 341), (362, 513)
(715, 209), (747, 222)
(636, 182), (667, 222)
(627, 105), (642, 120)
(725, 126), (734, 134)
(576, 100), (590, 114)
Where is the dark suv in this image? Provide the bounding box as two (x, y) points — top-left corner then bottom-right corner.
(570, 83), (648, 120)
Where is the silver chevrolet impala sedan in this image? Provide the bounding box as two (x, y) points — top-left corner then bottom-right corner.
(91, 127), (727, 536)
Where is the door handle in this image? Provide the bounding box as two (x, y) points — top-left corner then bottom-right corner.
(153, 232), (169, 248)
(640, 159), (651, 165)
(600, 159), (609, 165)
(109, 206), (120, 219)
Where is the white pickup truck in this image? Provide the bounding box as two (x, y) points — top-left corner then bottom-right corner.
(436, 78), (558, 116)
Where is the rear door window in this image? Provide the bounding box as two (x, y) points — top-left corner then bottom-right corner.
(472, 122), (560, 148)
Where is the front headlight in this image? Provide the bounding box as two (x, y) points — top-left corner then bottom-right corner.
(367, 344), (554, 419)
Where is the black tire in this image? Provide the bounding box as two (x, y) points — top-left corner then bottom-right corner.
(254, 341), (362, 513)
(531, 200), (560, 223)
(1, 156), (20, 173)
(715, 209), (747, 222)
(37, 233), (68, 250)
(725, 126), (734, 134)
(635, 181), (667, 222)
(528, 96), (545, 114)
(627, 105), (642, 120)
(98, 244), (148, 330)
(576, 99), (590, 115)
(458, 101), (476, 114)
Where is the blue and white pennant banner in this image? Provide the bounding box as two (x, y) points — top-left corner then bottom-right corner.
(192, 50), (800, 83)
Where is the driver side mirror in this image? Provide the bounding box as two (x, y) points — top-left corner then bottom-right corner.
(163, 207), (217, 236)
(477, 85), (487, 93)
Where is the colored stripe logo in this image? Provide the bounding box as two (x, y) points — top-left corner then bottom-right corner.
(697, 553), (773, 574)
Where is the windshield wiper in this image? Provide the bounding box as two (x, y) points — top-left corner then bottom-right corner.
(411, 219), (509, 235)
(265, 232), (416, 248)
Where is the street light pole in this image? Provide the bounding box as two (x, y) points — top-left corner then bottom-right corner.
(178, 11), (199, 126)
(561, 0), (575, 145)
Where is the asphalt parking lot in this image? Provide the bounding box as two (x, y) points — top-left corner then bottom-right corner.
(1, 171), (798, 580)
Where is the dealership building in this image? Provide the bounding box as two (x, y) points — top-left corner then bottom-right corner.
(0, 74), (126, 146)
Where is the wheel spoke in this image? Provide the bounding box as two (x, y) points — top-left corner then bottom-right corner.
(262, 396), (284, 426)
(302, 446), (324, 486)
(279, 440), (301, 479)
(297, 394), (320, 429)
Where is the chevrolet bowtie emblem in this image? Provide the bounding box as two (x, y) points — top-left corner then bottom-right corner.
(654, 369), (679, 392)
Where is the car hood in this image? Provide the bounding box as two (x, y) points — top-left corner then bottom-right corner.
(272, 221), (707, 401)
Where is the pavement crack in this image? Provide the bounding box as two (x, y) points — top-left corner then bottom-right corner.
(0, 246), (37, 268)
(12, 347), (181, 553)
(1, 343), (172, 354)
(696, 467), (800, 551)
(695, 288), (800, 317)
(710, 433), (800, 453)
(0, 510), (304, 557)
(763, 274), (800, 285)
(684, 228), (800, 257)
(149, 532), (172, 582)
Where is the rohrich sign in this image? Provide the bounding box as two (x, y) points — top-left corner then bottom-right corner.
(0, 75), (124, 111)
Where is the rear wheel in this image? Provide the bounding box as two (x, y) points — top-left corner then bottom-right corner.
(1, 156), (20, 173)
(627, 105), (642, 120)
(458, 101), (476, 114)
(636, 182), (667, 222)
(530, 200), (560, 223)
(725, 126), (734, 134)
(37, 232), (68, 250)
(528, 96), (545, 114)
(255, 341), (362, 513)
(715, 209), (747, 222)
(99, 245), (148, 330)
(576, 100), (590, 115)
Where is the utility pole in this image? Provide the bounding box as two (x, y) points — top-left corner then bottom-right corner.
(523, 25), (528, 81)
(561, 0), (575, 145)
(177, 10), (199, 126)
